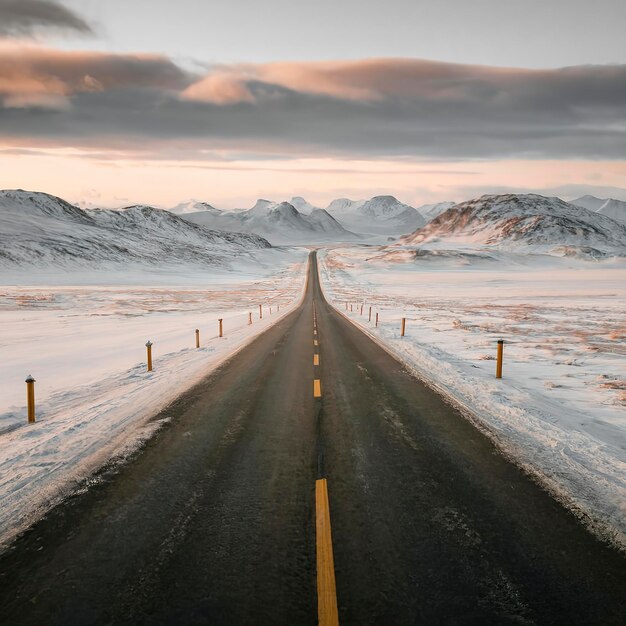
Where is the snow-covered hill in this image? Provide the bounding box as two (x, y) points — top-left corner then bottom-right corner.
(416, 201), (457, 222)
(397, 194), (626, 257)
(170, 199), (220, 215)
(289, 196), (320, 215)
(326, 195), (424, 236)
(326, 198), (364, 214)
(0, 190), (271, 271)
(183, 199), (358, 244)
(596, 198), (626, 225)
(572, 195), (626, 225)
(571, 195), (607, 211)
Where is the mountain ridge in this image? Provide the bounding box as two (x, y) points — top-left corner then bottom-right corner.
(0, 190), (271, 270)
(183, 199), (358, 244)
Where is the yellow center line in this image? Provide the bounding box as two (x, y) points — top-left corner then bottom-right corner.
(316, 478), (339, 626)
(314, 379), (322, 397)
(314, 354), (320, 366)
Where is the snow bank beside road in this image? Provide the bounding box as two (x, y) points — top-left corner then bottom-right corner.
(0, 251), (308, 548)
(318, 247), (626, 549)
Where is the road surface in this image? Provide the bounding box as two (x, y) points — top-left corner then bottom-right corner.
(0, 251), (624, 625)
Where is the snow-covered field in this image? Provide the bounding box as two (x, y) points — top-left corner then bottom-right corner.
(319, 246), (626, 548)
(0, 249), (308, 547)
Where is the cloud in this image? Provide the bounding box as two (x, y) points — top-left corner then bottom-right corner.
(0, 0), (92, 37)
(0, 45), (191, 108)
(182, 71), (255, 105)
(0, 52), (625, 161)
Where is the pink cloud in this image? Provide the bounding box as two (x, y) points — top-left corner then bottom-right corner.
(182, 71), (254, 105)
(0, 43), (188, 108)
(181, 58), (541, 104)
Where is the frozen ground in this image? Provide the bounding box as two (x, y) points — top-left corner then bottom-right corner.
(0, 249), (308, 547)
(319, 246), (626, 548)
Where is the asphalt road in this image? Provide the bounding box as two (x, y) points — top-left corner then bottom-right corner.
(0, 251), (624, 625)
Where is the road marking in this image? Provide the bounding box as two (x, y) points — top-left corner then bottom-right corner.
(314, 379), (322, 397)
(316, 479), (339, 626)
(314, 354), (320, 366)
(314, 340), (318, 346)
(314, 330), (317, 336)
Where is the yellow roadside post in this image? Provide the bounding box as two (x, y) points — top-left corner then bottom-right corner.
(248, 312), (252, 325)
(25, 375), (35, 424)
(350, 304), (353, 312)
(195, 328), (200, 348)
(375, 312), (379, 327)
(401, 318), (406, 337)
(259, 304), (263, 319)
(145, 340), (153, 372)
(219, 318), (223, 338)
(368, 306), (372, 322)
(496, 339), (504, 379)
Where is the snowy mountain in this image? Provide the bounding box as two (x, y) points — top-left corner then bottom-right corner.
(170, 199), (220, 215)
(571, 195), (626, 225)
(416, 201), (457, 222)
(183, 199), (358, 244)
(571, 195), (607, 211)
(397, 194), (626, 257)
(326, 198), (365, 214)
(596, 198), (626, 225)
(289, 196), (320, 215)
(0, 190), (271, 270)
(326, 195), (424, 236)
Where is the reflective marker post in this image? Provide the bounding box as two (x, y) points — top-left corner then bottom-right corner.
(496, 339), (504, 379)
(26, 375), (36, 423)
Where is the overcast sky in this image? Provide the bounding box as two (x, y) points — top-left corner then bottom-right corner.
(0, 0), (625, 207)
(59, 0), (626, 69)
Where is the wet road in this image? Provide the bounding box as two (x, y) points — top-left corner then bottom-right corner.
(0, 251), (624, 625)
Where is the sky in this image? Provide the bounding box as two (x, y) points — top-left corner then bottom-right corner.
(0, 0), (625, 208)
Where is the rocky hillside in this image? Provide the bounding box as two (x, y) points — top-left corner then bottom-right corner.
(398, 194), (626, 257)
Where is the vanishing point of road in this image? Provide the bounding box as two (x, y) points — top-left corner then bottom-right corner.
(0, 252), (624, 625)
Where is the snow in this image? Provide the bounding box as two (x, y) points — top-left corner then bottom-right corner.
(319, 245), (626, 549)
(0, 249), (309, 548)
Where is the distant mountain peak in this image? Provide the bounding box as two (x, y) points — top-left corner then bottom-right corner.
(325, 194), (423, 236)
(597, 198), (626, 225)
(571, 195), (607, 211)
(290, 196), (320, 214)
(182, 197), (358, 244)
(170, 199), (219, 215)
